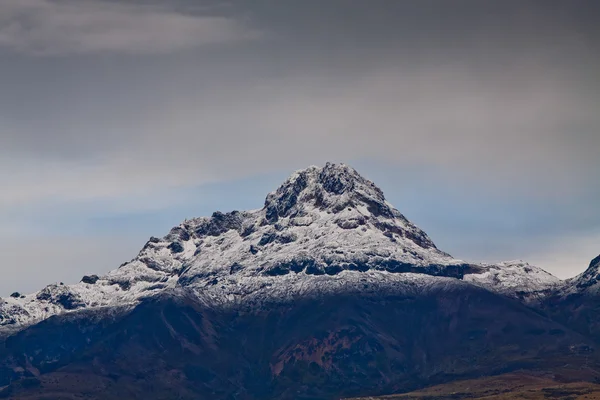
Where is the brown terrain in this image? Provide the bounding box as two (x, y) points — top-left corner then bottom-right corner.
(347, 371), (600, 399)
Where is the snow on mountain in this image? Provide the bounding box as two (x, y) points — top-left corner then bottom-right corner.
(0, 163), (564, 331)
(563, 254), (600, 295)
(463, 260), (563, 301)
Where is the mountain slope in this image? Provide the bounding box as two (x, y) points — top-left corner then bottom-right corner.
(1, 283), (594, 400)
(538, 254), (600, 343)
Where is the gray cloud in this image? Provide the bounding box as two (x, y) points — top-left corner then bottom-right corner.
(0, 0), (255, 55)
(1, 62), (598, 207)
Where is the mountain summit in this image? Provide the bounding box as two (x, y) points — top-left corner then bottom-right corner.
(263, 163), (437, 248)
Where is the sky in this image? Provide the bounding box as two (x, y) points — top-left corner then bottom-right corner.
(0, 0), (599, 295)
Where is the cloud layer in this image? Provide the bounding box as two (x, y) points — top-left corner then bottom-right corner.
(0, 0), (254, 55)
(2, 63), (598, 207)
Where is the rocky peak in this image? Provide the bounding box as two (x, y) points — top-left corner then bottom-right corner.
(157, 163), (437, 257)
(263, 162), (397, 224)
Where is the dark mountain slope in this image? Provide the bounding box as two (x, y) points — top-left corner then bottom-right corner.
(1, 283), (595, 399)
(539, 255), (600, 343)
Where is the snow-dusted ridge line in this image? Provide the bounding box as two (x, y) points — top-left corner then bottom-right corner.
(561, 254), (600, 295)
(0, 163), (563, 331)
(464, 260), (563, 301)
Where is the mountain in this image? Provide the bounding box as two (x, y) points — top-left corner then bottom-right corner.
(537, 255), (600, 343)
(0, 163), (596, 400)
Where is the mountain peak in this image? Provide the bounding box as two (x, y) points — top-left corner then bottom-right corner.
(263, 162), (395, 224)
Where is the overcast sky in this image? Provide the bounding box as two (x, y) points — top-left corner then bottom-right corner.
(0, 0), (599, 295)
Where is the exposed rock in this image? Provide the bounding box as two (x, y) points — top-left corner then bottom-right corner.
(36, 285), (84, 310)
(167, 241), (185, 253)
(194, 211), (245, 237)
(81, 275), (99, 285)
(166, 226), (191, 242)
(229, 263), (244, 275)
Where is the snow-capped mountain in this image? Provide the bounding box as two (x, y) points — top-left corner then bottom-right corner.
(1, 163), (598, 400)
(0, 163), (561, 331)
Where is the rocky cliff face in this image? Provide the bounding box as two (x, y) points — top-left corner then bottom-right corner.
(0, 163), (594, 400)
